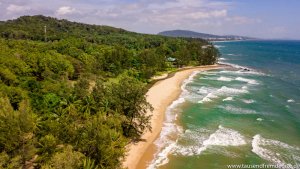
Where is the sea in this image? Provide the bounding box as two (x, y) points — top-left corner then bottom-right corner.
(148, 40), (300, 169)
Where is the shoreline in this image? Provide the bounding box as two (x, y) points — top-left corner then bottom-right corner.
(123, 64), (229, 169)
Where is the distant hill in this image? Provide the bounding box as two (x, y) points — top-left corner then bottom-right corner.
(158, 30), (255, 41)
(0, 15), (133, 41)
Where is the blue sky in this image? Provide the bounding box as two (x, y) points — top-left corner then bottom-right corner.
(0, 0), (299, 39)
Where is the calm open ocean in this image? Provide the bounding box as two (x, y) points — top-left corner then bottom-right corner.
(149, 40), (300, 169)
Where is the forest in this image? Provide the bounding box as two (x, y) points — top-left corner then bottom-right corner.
(0, 15), (219, 169)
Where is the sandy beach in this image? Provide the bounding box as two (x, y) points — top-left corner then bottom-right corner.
(123, 64), (228, 169)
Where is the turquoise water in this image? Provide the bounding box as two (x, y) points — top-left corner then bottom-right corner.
(148, 40), (300, 169)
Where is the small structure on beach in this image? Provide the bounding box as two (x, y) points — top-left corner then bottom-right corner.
(201, 45), (212, 49)
(167, 57), (176, 62)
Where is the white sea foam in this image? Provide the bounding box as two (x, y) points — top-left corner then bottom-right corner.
(215, 45), (225, 48)
(218, 62), (245, 69)
(242, 99), (255, 104)
(197, 86), (215, 95)
(200, 71), (218, 76)
(198, 86), (249, 103)
(217, 86), (249, 95)
(177, 71), (202, 103)
(198, 87), (208, 94)
(200, 76), (233, 82)
(252, 135), (300, 168)
(147, 143), (177, 169)
(148, 68), (261, 168)
(199, 97), (212, 103)
(149, 110), (182, 168)
(219, 57), (227, 61)
(235, 77), (259, 85)
(218, 62), (266, 76)
(223, 97), (233, 101)
(149, 125), (247, 168)
(256, 118), (263, 121)
(204, 76), (257, 84)
(148, 70), (200, 169)
(198, 93), (218, 103)
(175, 128), (209, 156)
(220, 105), (257, 114)
(203, 126), (246, 146)
(169, 98), (185, 109)
(222, 69), (265, 76)
(287, 99), (295, 103)
(181, 71), (200, 93)
(217, 76), (232, 82)
(176, 126), (247, 156)
(242, 86), (248, 90)
(199, 77), (211, 80)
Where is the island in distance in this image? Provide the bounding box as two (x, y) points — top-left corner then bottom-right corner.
(158, 30), (256, 41)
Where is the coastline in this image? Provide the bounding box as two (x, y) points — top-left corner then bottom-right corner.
(123, 64), (229, 169)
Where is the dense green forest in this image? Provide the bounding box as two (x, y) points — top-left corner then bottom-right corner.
(0, 15), (219, 169)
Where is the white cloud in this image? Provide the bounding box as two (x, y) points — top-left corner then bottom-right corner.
(91, 0), (229, 25)
(56, 6), (76, 15)
(6, 4), (30, 13)
(186, 10), (227, 19)
(226, 16), (261, 25)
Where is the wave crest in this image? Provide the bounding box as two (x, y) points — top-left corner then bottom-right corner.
(252, 135), (300, 168)
(198, 86), (249, 103)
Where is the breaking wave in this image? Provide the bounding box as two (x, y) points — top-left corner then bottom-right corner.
(219, 105), (257, 114)
(252, 135), (300, 168)
(235, 77), (259, 85)
(198, 86), (249, 103)
(148, 126), (247, 169)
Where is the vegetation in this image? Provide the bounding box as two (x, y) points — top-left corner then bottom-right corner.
(0, 15), (219, 168)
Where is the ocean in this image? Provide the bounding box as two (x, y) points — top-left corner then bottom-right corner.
(148, 40), (300, 169)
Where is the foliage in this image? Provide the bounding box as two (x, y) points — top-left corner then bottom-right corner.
(109, 74), (152, 138)
(0, 15), (219, 168)
(0, 98), (37, 168)
(41, 145), (84, 169)
(74, 113), (127, 168)
(83, 158), (98, 169)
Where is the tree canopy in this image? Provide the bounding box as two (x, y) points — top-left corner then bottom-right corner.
(0, 15), (219, 168)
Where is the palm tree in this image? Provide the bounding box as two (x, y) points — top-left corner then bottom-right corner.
(80, 96), (97, 116)
(58, 95), (82, 115)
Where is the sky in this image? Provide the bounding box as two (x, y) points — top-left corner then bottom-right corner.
(0, 0), (299, 39)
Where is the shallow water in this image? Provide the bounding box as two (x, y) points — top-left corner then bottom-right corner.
(148, 40), (300, 169)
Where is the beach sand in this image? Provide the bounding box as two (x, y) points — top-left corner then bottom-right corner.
(123, 64), (228, 169)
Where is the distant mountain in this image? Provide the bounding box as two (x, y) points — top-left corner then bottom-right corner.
(158, 30), (255, 41)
